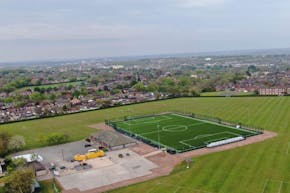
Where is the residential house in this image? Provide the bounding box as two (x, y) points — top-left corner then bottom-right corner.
(259, 88), (290, 95)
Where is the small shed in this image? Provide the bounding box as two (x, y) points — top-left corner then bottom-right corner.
(90, 130), (136, 150)
(28, 162), (47, 176)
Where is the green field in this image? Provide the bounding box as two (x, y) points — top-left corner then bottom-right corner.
(113, 113), (259, 152)
(14, 81), (84, 92)
(0, 97), (290, 193)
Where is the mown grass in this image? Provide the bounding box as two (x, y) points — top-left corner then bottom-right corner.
(0, 97), (289, 193)
(109, 97), (290, 193)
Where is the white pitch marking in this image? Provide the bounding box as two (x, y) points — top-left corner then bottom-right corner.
(158, 182), (214, 193)
(140, 130), (164, 136)
(262, 179), (290, 193)
(123, 115), (172, 126)
(286, 142), (290, 154)
(261, 179), (269, 193)
(173, 186), (181, 193)
(187, 122), (206, 127)
(173, 113), (258, 134)
(278, 181), (283, 193)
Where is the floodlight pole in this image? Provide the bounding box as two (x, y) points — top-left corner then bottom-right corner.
(186, 158), (192, 169)
(61, 149), (64, 161)
(128, 108), (131, 131)
(247, 107), (250, 126)
(158, 124), (160, 149)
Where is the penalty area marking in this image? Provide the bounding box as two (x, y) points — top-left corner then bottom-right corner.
(192, 131), (241, 140)
(179, 140), (197, 148)
(179, 131), (241, 146)
(179, 131), (243, 147)
(173, 113), (258, 134)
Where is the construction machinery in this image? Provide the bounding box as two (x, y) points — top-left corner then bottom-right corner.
(74, 149), (105, 161)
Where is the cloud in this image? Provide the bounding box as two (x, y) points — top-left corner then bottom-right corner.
(0, 23), (146, 41)
(176, 0), (228, 8)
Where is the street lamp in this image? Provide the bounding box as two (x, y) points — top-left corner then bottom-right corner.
(186, 158), (192, 169)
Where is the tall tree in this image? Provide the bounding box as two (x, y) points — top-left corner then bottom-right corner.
(0, 132), (11, 156)
(4, 167), (35, 193)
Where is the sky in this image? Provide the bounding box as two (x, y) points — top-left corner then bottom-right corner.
(0, 0), (290, 62)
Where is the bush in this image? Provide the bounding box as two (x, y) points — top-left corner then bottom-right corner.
(5, 157), (26, 172)
(41, 133), (69, 145)
(8, 135), (25, 151)
(3, 167), (35, 193)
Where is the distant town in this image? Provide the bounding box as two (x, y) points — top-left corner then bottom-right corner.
(0, 54), (290, 123)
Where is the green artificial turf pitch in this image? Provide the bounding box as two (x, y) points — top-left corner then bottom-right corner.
(113, 113), (260, 152)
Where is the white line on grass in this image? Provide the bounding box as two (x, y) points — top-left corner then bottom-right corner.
(180, 131), (242, 147)
(187, 122), (206, 127)
(139, 130), (165, 136)
(123, 115), (172, 126)
(173, 186), (181, 193)
(286, 142), (290, 154)
(262, 178), (290, 193)
(261, 179), (269, 193)
(179, 140), (196, 148)
(193, 131), (240, 140)
(155, 182), (213, 193)
(204, 137), (231, 145)
(162, 125), (188, 132)
(278, 181), (283, 193)
(267, 178), (290, 184)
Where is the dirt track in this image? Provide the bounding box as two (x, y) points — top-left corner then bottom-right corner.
(62, 123), (277, 193)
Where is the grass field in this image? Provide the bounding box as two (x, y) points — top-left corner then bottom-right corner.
(113, 113), (259, 152)
(0, 97), (290, 193)
(14, 81), (84, 93)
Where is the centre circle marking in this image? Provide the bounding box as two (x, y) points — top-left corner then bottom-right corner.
(162, 125), (188, 132)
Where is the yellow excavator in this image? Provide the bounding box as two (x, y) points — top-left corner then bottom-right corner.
(74, 149), (105, 161)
